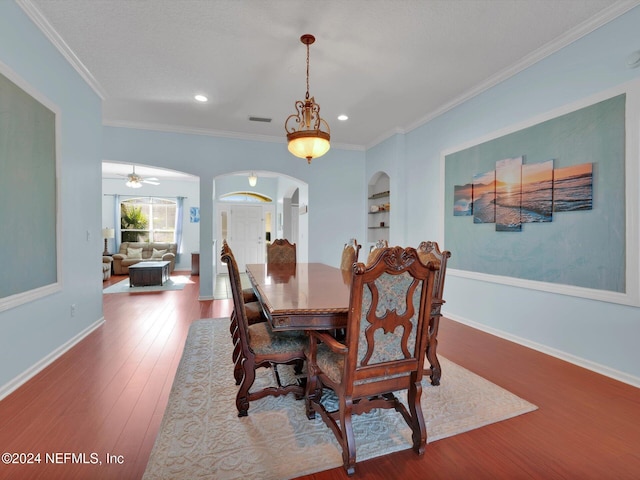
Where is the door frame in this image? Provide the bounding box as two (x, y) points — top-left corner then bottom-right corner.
(216, 202), (275, 271)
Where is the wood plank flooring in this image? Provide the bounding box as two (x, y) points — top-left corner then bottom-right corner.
(0, 273), (638, 480)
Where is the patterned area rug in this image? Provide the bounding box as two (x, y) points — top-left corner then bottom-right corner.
(103, 275), (193, 294)
(142, 319), (537, 480)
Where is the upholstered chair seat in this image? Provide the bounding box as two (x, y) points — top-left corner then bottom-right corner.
(243, 288), (257, 303)
(248, 322), (307, 356)
(245, 301), (265, 325)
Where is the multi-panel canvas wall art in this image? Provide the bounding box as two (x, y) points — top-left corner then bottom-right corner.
(454, 157), (592, 231)
(444, 93), (625, 294)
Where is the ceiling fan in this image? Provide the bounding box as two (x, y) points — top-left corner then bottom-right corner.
(120, 166), (160, 188)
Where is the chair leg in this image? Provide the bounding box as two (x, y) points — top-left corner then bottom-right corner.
(427, 343), (441, 386)
(305, 370), (320, 420)
(236, 358), (255, 417)
(233, 345), (244, 385)
(340, 399), (357, 476)
(427, 315), (442, 385)
(406, 380), (427, 455)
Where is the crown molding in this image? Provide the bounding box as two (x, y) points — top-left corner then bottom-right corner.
(398, 0), (640, 144)
(17, 0), (107, 99)
(103, 119), (365, 151)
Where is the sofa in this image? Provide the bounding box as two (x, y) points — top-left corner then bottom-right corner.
(112, 242), (177, 274)
(102, 256), (113, 280)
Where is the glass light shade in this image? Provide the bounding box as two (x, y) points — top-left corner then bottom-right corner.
(248, 173), (257, 187)
(126, 179), (143, 188)
(287, 131), (330, 164)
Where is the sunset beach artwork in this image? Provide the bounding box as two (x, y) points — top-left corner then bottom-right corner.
(454, 157), (593, 232)
(521, 159), (554, 223)
(453, 183), (473, 216)
(553, 163), (593, 212)
(472, 170), (496, 223)
(495, 157), (523, 231)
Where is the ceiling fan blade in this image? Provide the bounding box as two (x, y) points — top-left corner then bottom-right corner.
(142, 179), (160, 185)
(145, 177), (159, 181)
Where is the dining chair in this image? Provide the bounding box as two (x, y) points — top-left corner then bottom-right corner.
(221, 240), (306, 417)
(417, 241), (451, 386)
(366, 238), (389, 264)
(340, 238), (361, 271)
(305, 246), (439, 475)
(267, 238), (297, 264)
(221, 241), (268, 386)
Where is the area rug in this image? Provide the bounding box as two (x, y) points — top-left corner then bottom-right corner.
(103, 275), (193, 294)
(142, 319), (537, 480)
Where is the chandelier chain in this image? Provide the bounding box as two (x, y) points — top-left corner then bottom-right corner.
(305, 42), (310, 100)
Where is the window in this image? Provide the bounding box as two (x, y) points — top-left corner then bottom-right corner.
(121, 197), (176, 243)
(219, 191), (272, 203)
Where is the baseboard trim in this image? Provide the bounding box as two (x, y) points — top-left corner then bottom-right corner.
(445, 312), (640, 389)
(0, 317), (105, 401)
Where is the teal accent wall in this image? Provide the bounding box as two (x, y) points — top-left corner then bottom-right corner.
(444, 94), (625, 291)
(0, 71), (57, 298)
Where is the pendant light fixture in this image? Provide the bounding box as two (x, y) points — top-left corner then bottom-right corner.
(248, 172), (258, 187)
(285, 34), (330, 164)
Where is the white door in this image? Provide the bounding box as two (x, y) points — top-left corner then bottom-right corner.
(228, 205), (264, 270)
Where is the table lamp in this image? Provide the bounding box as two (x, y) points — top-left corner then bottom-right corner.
(102, 228), (115, 255)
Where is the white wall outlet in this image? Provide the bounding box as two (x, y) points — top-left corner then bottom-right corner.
(70, 304), (76, 317)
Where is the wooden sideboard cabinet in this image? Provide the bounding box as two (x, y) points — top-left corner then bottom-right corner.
(191, 252), (200, 275)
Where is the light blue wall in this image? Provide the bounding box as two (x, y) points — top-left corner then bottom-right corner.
(102, 127), (367, 296)
(0, 2), (103, 394)
(372, 6), (640, 384)
(2, 0), (639, 398)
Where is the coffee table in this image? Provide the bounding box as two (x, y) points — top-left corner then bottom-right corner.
(128, 261), (171, 287)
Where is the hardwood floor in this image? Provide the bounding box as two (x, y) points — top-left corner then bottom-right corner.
(0, 273), (638, 479)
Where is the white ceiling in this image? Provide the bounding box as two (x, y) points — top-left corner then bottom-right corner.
(23, 0), (637, 176)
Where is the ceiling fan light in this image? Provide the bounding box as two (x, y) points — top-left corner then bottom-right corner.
(126, 179), (143, 188)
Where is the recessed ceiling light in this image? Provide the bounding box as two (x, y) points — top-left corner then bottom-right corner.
(194, 94), (208, 102)
(338, 114), (348, 121)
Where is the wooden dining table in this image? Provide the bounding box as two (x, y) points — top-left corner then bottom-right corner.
(245, 263), (351, 331)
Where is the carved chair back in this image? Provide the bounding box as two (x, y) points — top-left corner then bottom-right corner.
(366, 239), (389, 264)
(221, 240), (305, 416)
(305, 246), (439, 474)
(416, 241), (451, 385)
(267, 238), (297, 264)
(344, 246), (437, 392)
(340, 238), (361, 271)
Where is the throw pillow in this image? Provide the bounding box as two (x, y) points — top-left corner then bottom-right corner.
(127, 247), (143, 259)
(151, 248), (167, 259)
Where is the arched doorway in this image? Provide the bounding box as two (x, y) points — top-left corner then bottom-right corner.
(214, 171), (308, 270)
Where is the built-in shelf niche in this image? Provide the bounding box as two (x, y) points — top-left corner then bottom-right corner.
(367, 172), (390, 245)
